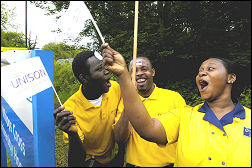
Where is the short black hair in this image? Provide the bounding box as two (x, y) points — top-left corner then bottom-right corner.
(208, 57), (245, 102)
(72, 50), (94, 83)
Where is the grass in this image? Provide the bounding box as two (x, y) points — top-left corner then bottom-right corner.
(7, 152), (12, 167)
(54, 127), (68, 167)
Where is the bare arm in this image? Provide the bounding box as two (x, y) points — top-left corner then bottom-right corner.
(113, 110), (131, 143)
(102, 43), (167, 145)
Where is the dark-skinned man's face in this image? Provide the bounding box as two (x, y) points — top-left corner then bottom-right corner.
(129, 57), (155, 97)
(86, 56), (111, 93)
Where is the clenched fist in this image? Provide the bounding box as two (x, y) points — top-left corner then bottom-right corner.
(101, 43), (127, 76)
(53, 106), (78, 134)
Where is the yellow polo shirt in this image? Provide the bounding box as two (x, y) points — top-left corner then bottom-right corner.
(63, 80), (121, 164)
(157, 101), (251, 167)
(114, 84), (186, 167)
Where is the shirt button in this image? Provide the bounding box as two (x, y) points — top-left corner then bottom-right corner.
(208, 157), (212, 160)
(212, 132), (215, 134)
(223, 133), (226, 136)
(222, 161), (225, 165)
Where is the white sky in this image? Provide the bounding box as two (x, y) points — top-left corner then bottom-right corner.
(2, 1), (94, 49)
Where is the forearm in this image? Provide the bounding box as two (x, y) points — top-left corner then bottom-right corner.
(114, 110), (130, 143)
(68, 132), (86, 167)
(118, 70), (153, 140)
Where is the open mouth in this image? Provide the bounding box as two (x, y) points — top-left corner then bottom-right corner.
(199, 79), (208, 92)
(136, 78), (147, 86)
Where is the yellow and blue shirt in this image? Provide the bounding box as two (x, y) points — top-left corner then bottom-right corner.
(157, 101), (251, 167)
(63, 81), (121, 164)
(114, 84), (186, 167)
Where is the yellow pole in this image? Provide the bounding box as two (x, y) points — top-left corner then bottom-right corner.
(132, 1), (139, 86)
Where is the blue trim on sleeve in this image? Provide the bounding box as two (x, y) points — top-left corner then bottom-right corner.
(198, 100), (245, 133)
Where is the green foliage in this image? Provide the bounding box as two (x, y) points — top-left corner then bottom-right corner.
(1, 2), (17, 31)
(45, 42), (89, 106)
(7, 152), (12, 167)
(32, 1), (251, 86)
(54, 61), (80, 105)
(81, 1), (251, 87)
(55, 127), (68, 167)
(164, 79), (251, 108)
(110, 74), (118, 82)
(240, 86), (251, 109)
(30, 1), (70, 16)
(164, 79), (204, 106)
(1, 30), (26, 47)
(1, 2), (37, 49)
(42, 42), (86, 60)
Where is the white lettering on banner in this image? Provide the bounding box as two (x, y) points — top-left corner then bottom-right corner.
(14, 146), (23, 167)
(1, 121), (14, 157)
(2, 106), (26, 166)
(13, 124), (26, 156)
(2, 107), (12, 133)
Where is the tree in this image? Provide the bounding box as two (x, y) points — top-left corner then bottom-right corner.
(27, 31), (38, 50)
(1, 2), (18, 31)
(1, 2), (38, 49)
(30, 1), (70, 16)
(31, 1), (251, 87)
(1, 30), (26, 47)
(42, 42), (87, 60)
(54, 61), (80, 105)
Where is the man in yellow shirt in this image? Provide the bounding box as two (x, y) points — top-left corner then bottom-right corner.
(53, 51), (124, 167)
(113, 56), (186, 167)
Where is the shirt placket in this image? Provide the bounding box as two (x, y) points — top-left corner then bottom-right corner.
(208, 124), (228, 167)
(221, 131), (228, 167)
(100, 96), (108, 119)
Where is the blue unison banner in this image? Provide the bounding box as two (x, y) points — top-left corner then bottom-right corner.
(1, 97), (34, 167)
(1, 50), (55, 167)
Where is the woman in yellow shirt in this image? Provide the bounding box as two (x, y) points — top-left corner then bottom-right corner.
(101, 43), (251, 167)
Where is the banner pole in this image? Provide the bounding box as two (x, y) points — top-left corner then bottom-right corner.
(51, 84), (62, 106)
(132, 1), (139, 86)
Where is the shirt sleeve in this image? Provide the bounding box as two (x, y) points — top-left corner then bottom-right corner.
(155, 106), (183, 144)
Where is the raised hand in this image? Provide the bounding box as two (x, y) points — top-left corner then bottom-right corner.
(101, 43), (127, 76)
(53, 106), (78, 134)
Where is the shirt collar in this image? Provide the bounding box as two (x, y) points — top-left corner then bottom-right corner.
(198, 100), (245, 133)
(139, 84), (158, 101)
(198, 100), (245, 119)
(78, 84), (107, 110)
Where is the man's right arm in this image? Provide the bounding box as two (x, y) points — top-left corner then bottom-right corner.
(53, 106), (86, 167)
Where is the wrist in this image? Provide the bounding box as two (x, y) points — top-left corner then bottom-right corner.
(118, 69), (130, 80)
